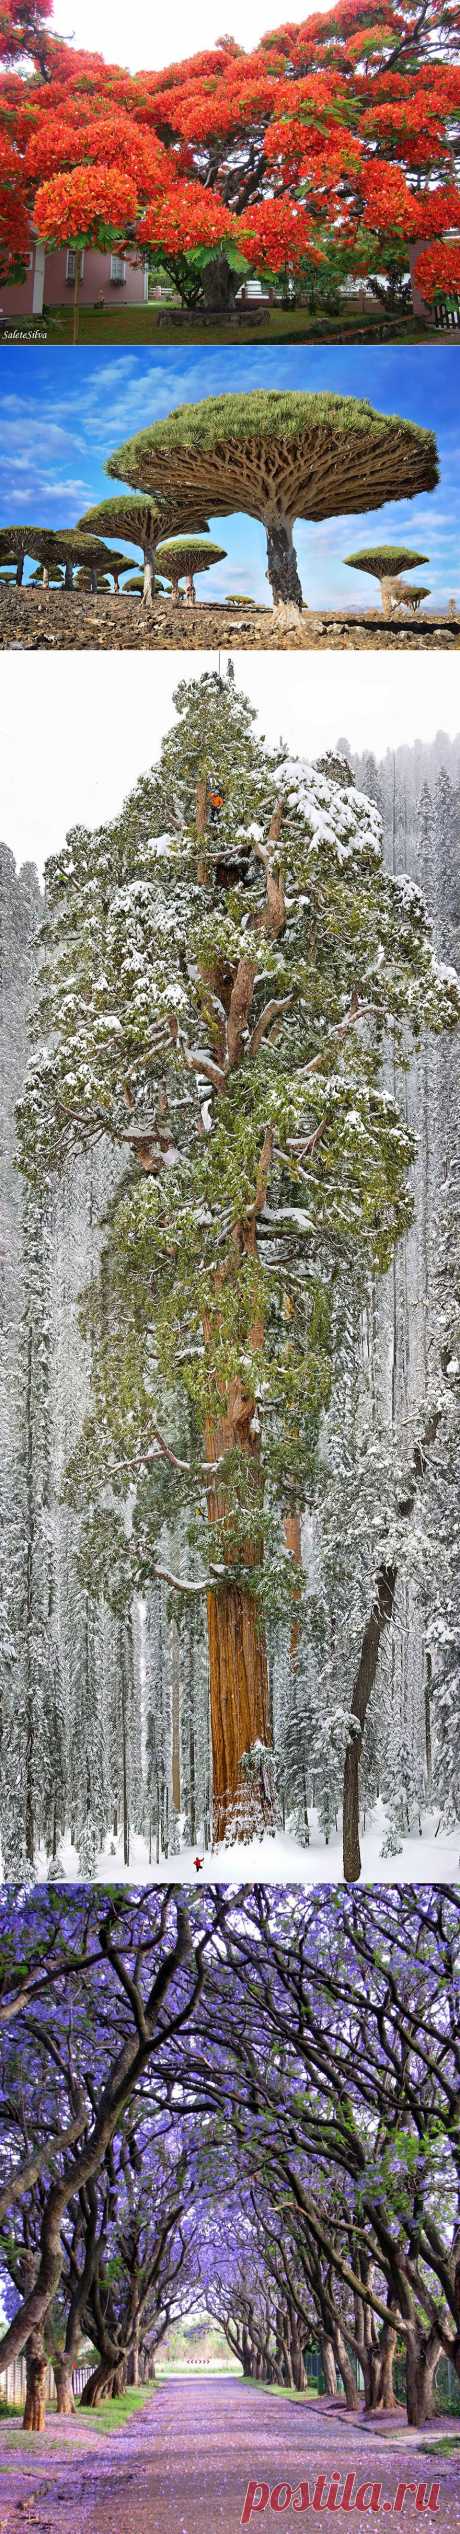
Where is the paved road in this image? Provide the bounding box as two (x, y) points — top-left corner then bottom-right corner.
(0, 2378), (459, 2534)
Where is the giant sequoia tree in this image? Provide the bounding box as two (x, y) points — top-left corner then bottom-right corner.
(18, 672), (460, 1847)
(108, 391), (438, 615)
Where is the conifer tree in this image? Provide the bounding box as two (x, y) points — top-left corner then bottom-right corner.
(17, 671), (460, 1845)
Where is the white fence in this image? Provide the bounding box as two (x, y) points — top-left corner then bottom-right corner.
(1, 2359), (92, 2410)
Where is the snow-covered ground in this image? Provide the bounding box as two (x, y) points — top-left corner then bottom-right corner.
(46, 1802), (459, 1888)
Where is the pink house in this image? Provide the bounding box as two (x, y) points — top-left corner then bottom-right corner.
(1, 240), (149, 316)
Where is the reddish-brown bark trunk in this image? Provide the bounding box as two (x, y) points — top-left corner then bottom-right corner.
(207, 1576), (271, 1842)
(205, 1381), (273, 1843)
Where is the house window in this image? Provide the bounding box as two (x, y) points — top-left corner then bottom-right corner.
(66, 249), (85, 282)
(110, 255), (126, 283)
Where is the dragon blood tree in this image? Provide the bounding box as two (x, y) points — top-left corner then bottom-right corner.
(0, 525), (63, 584)
(50, 532), (118, 591)
(0, 530), (25, 584)
(107, 391), (438, 618)
(345, 545), (429, 615)
(17, 671), (460, 1845)
(79, 551), (134, 594)
(156, 537), (227, 603)
(78, 497), (211, 607)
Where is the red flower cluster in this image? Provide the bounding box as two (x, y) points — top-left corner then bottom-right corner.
(241, 198), (322, 271)
(34, 161), (139, 241)
(138, 180), (237, 253)
(359, 158), (415, 228)
(415, 241), (460, 299)
(26, 109), (170, 192)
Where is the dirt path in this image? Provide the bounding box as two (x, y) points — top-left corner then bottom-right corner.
(0, 593), (458, 651)
(0, 2378), (459, 2533)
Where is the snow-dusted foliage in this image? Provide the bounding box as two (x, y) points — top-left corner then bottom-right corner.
(1, 699), (460, 1878)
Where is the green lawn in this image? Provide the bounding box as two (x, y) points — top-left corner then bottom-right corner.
(77, 2384), (157, 2434)
(2, 307), (439, 348)
(423, 2435), (460, 2455)
(1, 2384), (157, 2442)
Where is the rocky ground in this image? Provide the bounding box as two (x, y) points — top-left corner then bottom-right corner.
(0, 2379), (458, 2533)
(0, 592), (458, 652)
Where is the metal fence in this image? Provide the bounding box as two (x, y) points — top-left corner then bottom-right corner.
(433, 296), (460, 330)
(306, 2347), (460, 2415)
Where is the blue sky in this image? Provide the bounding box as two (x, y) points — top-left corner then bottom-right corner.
(0, 345), (457, 608)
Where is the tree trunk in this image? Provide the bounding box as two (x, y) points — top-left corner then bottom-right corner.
(424, 1649), (433, 1792)
(64, 562), (74, 591)
(142, 543), (157, 606)
(23, 2333), (47, 2432)
(322, 2336), (338, 2398)
(42, 564), (50, 589)
(90, 570), (97, 593)
(205, 1386), (273, 1839)
(112, 2360), (126, 2396)
(120, 1631), (129, 1867)
(80, 2360), (115, 2407)
(207, 1578), (273, 1841)
(406, 2337), (441, 2428)
(16, 555), (24, 585)
(342, 1567), (396, 1882)
(185, 574), (195, 603)
(171, 1624), (181, 1815)
(72, 247), (82, 346)
(200, 253), (239, 310)
(25, 1323), (35, 1867)
(290, 2327), (306, 2392)
(53, 2355), (76, 2415)
(334, 2328), (361, 2412)
(265, 517), (303, 613)
(378, 2329), (398, 2412)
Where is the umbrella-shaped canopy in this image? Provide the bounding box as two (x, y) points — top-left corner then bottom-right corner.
(78, 494), (211, 605)
(156, 535), (227, 601)
(106, 389), (438, 614)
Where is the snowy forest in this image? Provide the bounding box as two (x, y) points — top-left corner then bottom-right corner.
(1, 674), (460, 1884)
(0, 1885), (459, 2433)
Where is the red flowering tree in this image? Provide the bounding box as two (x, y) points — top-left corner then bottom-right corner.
(0, 0), (52, 67)
(2, 0), (460, 318)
